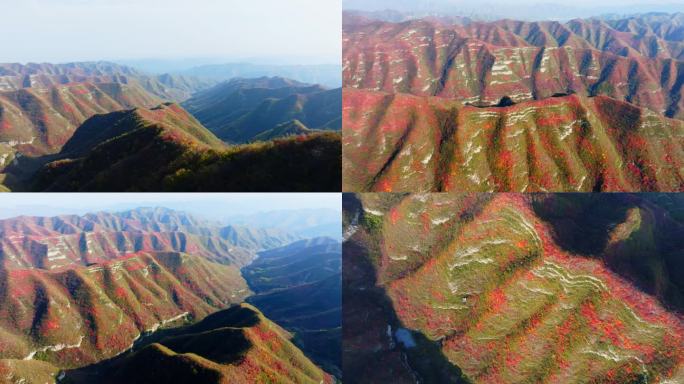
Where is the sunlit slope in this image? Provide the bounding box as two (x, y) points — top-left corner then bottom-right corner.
(0, 83), (162, 159)
(0, 207), (300, 270)
(355, 194), (684, 383)
(343, 14), (684, 119)
(343, 89), (684, 192)
(0, 251), (249, 368)
(0, 62), (211, 160)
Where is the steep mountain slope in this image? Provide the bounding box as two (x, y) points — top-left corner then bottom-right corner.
(2, 305), (334, 384)
(0, 82), (162, 159)
(252, 120), (314, 141)
(344, 89), (684, 192)
(344, 193), (684, 383)
(182, 77), (342, 143)
(62, 304), (334, 384)
(0, 251), (249, 368)
(343, 13), (684, 192)
(243, 238), (342, 376)
(0, 207), (309, 380)
(0, 62), (211, 160)
(0, 207), (299, 270)
(343, 15), (684, 119)
(29, 103), (341, 192)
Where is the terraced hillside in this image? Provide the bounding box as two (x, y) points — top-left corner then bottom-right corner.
(243, 237), (342, 376)
(0, 207), (312, 382)
(343, 12), (684, 192)
(343, 14), (684, 116)
(182, 77), (342, 143)
(0, 251), (249, 368)
(0, 62), (211, 160)
(27, 103), (341, 192)
(343, 89), (684, 192)
(0, 207), (298, 270)
(344, 193), (684, 383)
(0, 62), (210, 102)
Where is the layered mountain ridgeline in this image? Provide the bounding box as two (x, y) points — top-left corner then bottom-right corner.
(344, 193), (684, 383)
(180, 63), (342, 88)
(0, 207), (332, 382)
(0, 251), (249, 369)
(0, 206), (298, 270)
(182, 77), (342, 143)
(242, 238), (342, 376)
(343, 12), (684, 192)
(343, 89), (684, 192)
(0, 62), (212, 160)
(20, 103), (340, 192)
(0, 69), (341, 192)
(343, 13), (684, 117)
(0, 62), (211, 102)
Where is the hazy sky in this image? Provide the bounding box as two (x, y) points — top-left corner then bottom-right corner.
(0, 0), (341, 64)
(344, 0), (684, 20)
(0, 193), (341, 221)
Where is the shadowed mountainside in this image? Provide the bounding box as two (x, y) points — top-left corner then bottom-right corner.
(25, 103), (341, 192)
(182, 77), (342, 143)
(243, 237), (342, 377)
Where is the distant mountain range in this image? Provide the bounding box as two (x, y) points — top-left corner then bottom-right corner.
(179, 63), (342, 88)
(0, 62), (342, 192)
(343, 12), (684, 192)
(224, 208), (342, 239)
(344, 3), (684, 22)
(182, 77), (342, 143)
(0, 207), (341, 382)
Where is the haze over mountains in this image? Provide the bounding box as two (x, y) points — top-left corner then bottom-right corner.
(0, 206), (342, 383)
(344, 1), (684, 22)
(182, 77), (342, 143)
(343, 193), (684, 383)
(342, 11), (684, 192)
(0, 60), (342, 192)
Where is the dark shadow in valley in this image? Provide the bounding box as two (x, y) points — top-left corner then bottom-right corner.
(530, 193), (632, 255)
(342, 194), (471, 384)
